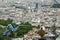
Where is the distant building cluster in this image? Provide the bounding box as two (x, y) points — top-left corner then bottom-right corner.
(0, 0), (60, 27)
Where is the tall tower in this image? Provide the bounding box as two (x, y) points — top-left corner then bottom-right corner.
(34, 3), (38, 12)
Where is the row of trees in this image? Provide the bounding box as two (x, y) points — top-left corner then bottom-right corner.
(0, 28), (7, 40)
(0, 19), (13, 40)
(0, 21), (36, 40)
(13, 22), (35, 38)
(51, 4), (60, 8)
(0, 18), (13, 26)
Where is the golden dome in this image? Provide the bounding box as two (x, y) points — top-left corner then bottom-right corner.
(37, 29), (46, 37)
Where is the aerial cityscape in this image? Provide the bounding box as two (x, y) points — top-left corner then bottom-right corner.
(0, 0), (60, 40)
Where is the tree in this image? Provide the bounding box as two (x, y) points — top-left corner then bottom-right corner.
(13, 22), (35, 37)
(0, 18), (13, 26)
